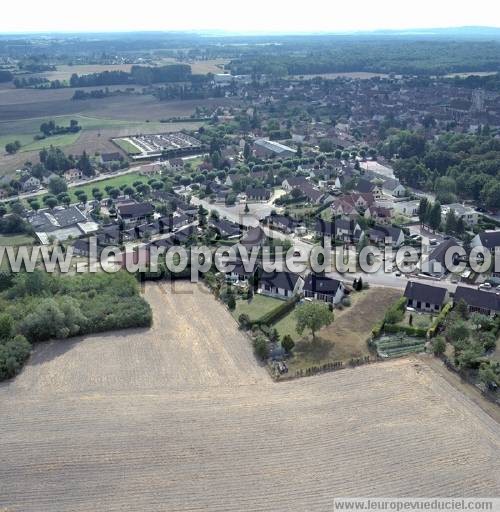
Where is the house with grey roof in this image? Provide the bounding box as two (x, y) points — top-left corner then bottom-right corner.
(454, 286), (500, 316)
(258, 271), (304, 299)
(28, 206), (98, 244)
(404, 281), (449, 312)
(303, 273), (345, 304)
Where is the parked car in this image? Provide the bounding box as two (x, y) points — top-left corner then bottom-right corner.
(478, 283), (492, 290)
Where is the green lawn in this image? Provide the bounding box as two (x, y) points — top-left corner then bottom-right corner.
(183, 156), (205, 170)
(397, 310), (434, 329)
(113, 138), (142, 155)
(0, 131), (81, 154)
(0, 233), (36, 246)
(275, 309), (302, 341)
(67, 171), (148, 201)
(232, 294), (282, 321)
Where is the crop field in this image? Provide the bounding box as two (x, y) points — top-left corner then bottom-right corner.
(37, 64), (135, 82)
(0, 281), (499, 511)
(34, 60), (229, 81)
(0, 93), (237, 175)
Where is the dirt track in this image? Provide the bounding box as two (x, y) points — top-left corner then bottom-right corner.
(0, 281), (499, 511)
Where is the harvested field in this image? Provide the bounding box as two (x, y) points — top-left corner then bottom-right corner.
(37, 64), (134, 82)
(0, 94), (237, 174)
(0, 281), (499, 511)
(0, 89), (239, 122)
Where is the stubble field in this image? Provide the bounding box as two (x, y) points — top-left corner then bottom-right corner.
(0, 281), (499, 511)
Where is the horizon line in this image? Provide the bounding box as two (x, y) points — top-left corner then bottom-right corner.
(2, 25), (500, 37)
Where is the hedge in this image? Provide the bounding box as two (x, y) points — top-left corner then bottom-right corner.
(254, 297), (298, 326)
(427, 302), (453, 338)
(371, 321), (383, 338)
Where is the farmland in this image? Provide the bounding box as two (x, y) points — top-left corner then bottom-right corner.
(0, 280), (499, 511)
(0, 92), (238, 174)
(34, 59), (229, 81)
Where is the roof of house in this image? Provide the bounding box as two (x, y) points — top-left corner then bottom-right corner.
(174, 224), (197, 243)
(316, 218), (360, 236)
(454, 286), (500, 313)
(428, 238), (460, 264)
(269, 214), (297, 229)
(283, 176), (308, 187)
(404, 281), (447, 305)
(369, 225), (403, 242)
(29, 206), (87, 232)
(240, 226), (267, 246)
(299, 183), (323, 203)
(230, 260), (255, 277)
(169, 158), (184, 166)
(355, 178), (376, 194)
(367, 205), (392, 217)
(118, 202), (154, 218)
(304, 274), (343, 296)
(246, 187), (271, 198)
(101, 152), (122, 162)
(210, 218), (241, 237)
(260, 271), (301, 291)
(382, 178), (403, 191)
(350, 192), (375, 205)
(477, 230), (500, 251)
(152, 236), (175, 248)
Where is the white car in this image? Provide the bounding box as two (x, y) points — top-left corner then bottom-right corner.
(478, 283), (492, 290)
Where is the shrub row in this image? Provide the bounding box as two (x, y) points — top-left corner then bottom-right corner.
(254, 297), (298, 326)
(427, 302), (453, 338)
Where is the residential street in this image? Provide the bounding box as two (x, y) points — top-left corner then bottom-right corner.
(192, 196), (465, 292)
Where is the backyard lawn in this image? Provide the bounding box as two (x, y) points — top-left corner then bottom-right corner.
(232, 294), (282, 321)
(397, 310), (434, 330)
(275, 309), (301, 342)
(286, 288), (402, 373)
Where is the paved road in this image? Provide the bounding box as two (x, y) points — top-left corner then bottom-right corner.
(191, 196), (466, 292)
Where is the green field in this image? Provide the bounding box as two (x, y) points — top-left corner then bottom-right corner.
(0, 114), (178, 154)
(113, 138), (142, 155)
(0, 233), (36, 246)
(0, 132), (82, 154)
(67, 171), (148, 201)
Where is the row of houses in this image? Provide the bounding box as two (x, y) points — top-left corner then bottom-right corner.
(227, 266), (346, 305)
(404, 280), (500, 317)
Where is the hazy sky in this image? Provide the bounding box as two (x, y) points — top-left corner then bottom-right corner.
(2, 0), (500, 33)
